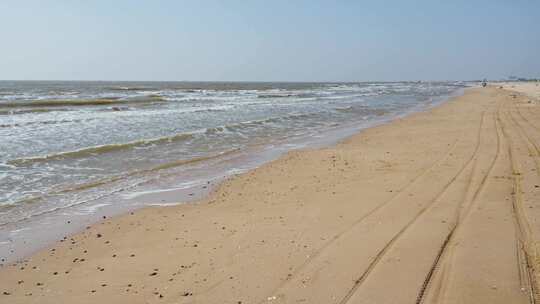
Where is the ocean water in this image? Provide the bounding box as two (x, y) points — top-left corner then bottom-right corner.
(0, 81), (466, 261)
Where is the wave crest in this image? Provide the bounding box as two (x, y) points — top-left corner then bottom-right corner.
(8, 133), (194, 165)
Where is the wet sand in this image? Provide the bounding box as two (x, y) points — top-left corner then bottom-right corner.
(1, 85), (539, 303)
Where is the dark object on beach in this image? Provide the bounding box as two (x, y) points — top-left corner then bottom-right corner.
(481, 79), (487, 87)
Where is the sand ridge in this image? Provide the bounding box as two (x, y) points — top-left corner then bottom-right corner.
(0, 86), (539, 303)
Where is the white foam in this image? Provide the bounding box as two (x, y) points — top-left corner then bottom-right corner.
(79, 203), (110, 213)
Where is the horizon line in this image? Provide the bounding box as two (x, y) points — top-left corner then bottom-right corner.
(0, 79), (491, 83)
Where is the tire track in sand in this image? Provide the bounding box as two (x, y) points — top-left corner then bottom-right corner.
(507, 104), (540, 176)
(336, 111), (486, 304)
(513, 96), (540, 132)
(257, 128), (465, 303)
(500, 106), (538, 304)
(416, 101), (503, 304)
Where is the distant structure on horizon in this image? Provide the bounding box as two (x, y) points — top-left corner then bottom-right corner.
(507, 76), (539, 82)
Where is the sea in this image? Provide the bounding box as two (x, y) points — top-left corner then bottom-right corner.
(0, 80), (467, 262)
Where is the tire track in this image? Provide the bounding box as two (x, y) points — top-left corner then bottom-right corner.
(525, 104), (539, 128)
(336, 111), (487, 304)
(509, 104), (540, 155)
(516, 104), (540, 133)
(507, 105), (540, 178)
(513, 96), (540, 132)
(506, 103), (540, 294)
(416, 102), (503, 304)
(500, 105), (539, 304)
(418, 112), (501, 304)
(257, 129), (465, 303)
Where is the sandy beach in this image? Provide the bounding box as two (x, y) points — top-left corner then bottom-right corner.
(1, 84), (539, 303)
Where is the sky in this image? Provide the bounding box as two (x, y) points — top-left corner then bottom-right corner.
(0, 0), (539, 82)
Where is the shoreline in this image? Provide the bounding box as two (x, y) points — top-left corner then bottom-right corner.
(1, 85), (539, 303)
(0, 88), (462, 264)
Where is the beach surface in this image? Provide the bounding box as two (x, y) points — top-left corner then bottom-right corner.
(1, 85), (539, 303)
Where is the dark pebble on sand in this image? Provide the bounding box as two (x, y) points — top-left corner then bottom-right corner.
(96, 233), (102, 238)
(182, 292), (193, 296)
(149, 272), (158, 276)
(3, 291), (10, 295)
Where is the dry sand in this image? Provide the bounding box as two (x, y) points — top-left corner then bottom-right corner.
(500, 81), (540, 101)
(1, 85), (539, 303)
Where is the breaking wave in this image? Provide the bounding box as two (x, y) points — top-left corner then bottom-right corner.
(8, 133), (194, 165)
(0, 95), (165, 108)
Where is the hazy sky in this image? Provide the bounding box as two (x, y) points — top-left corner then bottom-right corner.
(1, 0), (538, 81)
